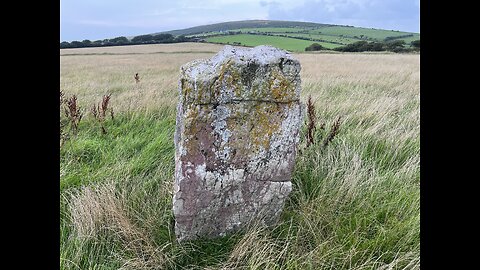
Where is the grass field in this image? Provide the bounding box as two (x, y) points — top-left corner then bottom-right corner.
(60, 42), (420, 269)
(266, 33), (359, 45)
(313, 26), (420, 41)
(161, 20), (329, 36)
(237, 26), (418, 42)
(206, 34), (337, 51)
(195, 24), (420, 52)
(237, 27), (316, 33)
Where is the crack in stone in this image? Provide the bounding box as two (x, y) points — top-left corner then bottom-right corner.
(194, 99), (300, 106)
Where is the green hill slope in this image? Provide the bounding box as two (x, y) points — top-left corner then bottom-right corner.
(156, 20), (333, 36)
(151, 20), (419, 53)
(207, 34), (339, 50)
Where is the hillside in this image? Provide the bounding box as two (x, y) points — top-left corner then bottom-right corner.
(154, 20), (420, 52)
(156, 20), (333, 36)
(61, 20), (420, 53)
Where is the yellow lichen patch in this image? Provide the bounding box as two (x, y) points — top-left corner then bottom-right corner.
(181, 78), (192, 104)
(196, 81), (204, 103)
(181, 78), (205, 105)
(269, 69), (293, 101)
(224, 107), (250, 160)
(215, 60), (240, 99)
(183, 105), (202, 151)
(248, 102), (281, 150)
(222, 102), (282, 156)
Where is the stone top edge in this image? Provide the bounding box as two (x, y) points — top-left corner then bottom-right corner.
(180, 45), (298, 78)
(212, 45), (295, 65)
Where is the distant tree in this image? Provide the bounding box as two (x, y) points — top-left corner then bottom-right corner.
(131, 34), (154, 44)
(110, 36), (129, 45)
(82, 39), (92, 46)
(411, 39), (420, 49)
(334, 40), (411, 52)
(384, 34), (414, 42)
(368, 42), (385, 51)
(175, 35), (190, 42)
(60, 41), (71, 49)
(70, 40), (84, 48)
(334, 41), (369, 52)
(385, 40), (406, 52)
(152, 33), (174, 42)
(305, 43), (325, 51)
(92, 40), (103, 46)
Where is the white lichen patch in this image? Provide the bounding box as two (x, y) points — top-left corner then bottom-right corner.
(172, 197), (184, 214)
(195, 163), (207, 179)
(205, 171), (216, 189)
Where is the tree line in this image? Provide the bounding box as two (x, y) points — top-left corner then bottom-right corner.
(305, 39), (420, 53)
(60, 34), (190, 49)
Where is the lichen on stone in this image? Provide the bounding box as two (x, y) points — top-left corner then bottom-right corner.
(174, 45), (303, 242)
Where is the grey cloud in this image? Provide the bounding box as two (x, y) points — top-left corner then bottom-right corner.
(265, 0), (419, 32)
(260, 0), (280, 7)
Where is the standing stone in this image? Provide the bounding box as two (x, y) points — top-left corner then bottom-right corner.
(173, 45), (302, 241)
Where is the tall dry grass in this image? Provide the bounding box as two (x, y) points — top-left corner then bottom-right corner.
(297, 53), (419, 143)
(60, 43), (224, 114)
(64, 178), (176, 269)
(60, 44), (419, 141)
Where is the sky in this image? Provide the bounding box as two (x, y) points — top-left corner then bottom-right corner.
(60, 0), (420, 42)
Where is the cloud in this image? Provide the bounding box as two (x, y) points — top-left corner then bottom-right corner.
(265, 0), (419, 32)
(77, 20), (117, 27)
(61, 0), (271, 40)
(60, 0), (419, 41)
(260, 0), (280, 7)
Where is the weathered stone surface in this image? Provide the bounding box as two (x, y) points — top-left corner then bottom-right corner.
(173, 45), (302, 241)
